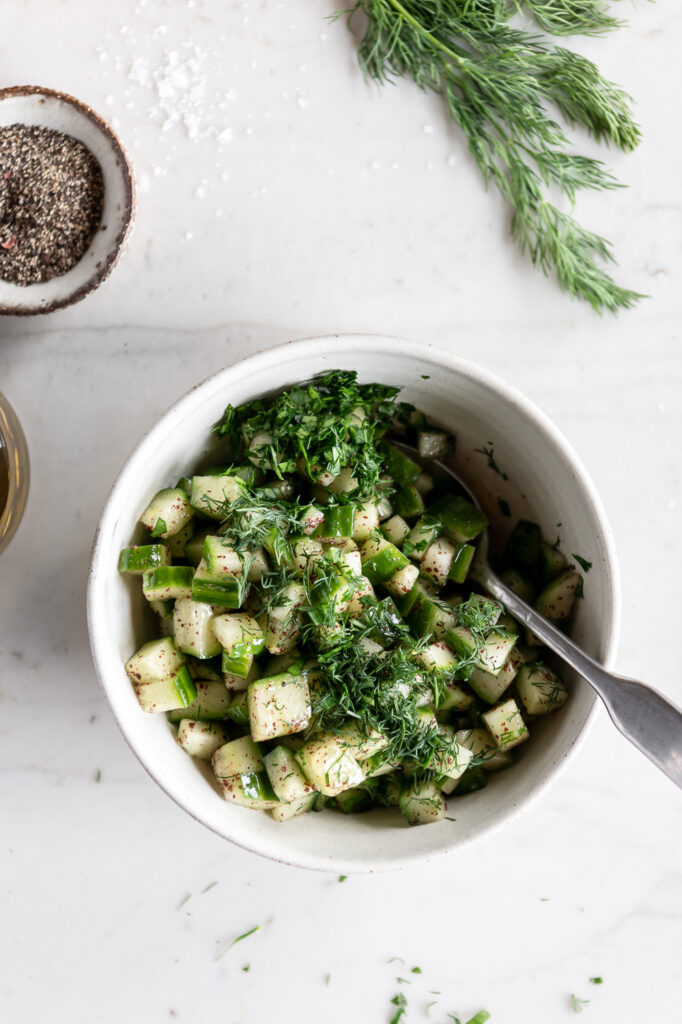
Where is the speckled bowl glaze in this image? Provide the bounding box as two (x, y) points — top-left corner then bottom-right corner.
(88, 336), (620, 873)
(0, 86), (135, 315)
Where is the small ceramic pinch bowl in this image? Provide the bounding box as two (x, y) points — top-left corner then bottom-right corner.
(88, 336), (620, 873)
(0, 85), (134, 315)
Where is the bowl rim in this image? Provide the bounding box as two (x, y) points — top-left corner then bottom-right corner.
(0, 84), (136, 316)
(87, 334), (621, 872)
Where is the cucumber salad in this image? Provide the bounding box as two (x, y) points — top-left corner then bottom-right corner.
(120, 372), (582, 826)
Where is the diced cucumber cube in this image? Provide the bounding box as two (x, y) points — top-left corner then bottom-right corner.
(380, 442), (421, 486)
(142, 565), (194, 601)
(414, 472), (434, 497)
(417, 430), (451, 459)
(404, 516), (441, 561)
(334, 786), (373, 814)
(482, 698), (529, 750)
(203, 535), (244, 576)
(295, 734), (366, 796)
(334, 721), (389, 760)
(535, 570), (582, 620)
(191, 558), (246, 608)
(430, 494), (487, 543)
(291, 535), (324, 574)
(393, 485), (425, 519)
(269, 792), (316, 822)
(190, 473), (245, 518)
(516, 663), (568, 715)
(500, 567), (537, 604)
(360, 537), (409, 584)
(383, 562), (419, 599)
(505, 520), (542, 571)
(118, 544), (170, 575)
(445, 626), (516, 676)
(173, 598), (222, 659)
(264, 582), (305, 654)
(447, 542), (475, 584)
(177, 719), (229, 759)
(225, 690), (249, 727)
(316, 505), (355, 540)
(433, 725), (473, 780)
(223, 658), (260, 693)
(140, 487), (194, 539)
(434, 681), (474, 711)
(212, 736), (264, 779)
(135, 664), (197, 714)
(421, 536), (456, 587)
(399, 779), (446, 825)
(212, 612), (264, 676)
(247, 673), (311, 741)
(455, 727), (499, 765)
(165, 520), (195, 559)
(327, 468), (359, 495)
(125, 637), (185, 685)
(408, 593), (457, 641)
(166, 680), (231, 722)
(350, 499), (380, 541)
(469, 647), (522, 703)
(263, 746), (317, 802)
(540, 541), (568, 582)
(381, 514), (410, 548)
(417, 642), (458, 674)
(219, 772), (280, 810)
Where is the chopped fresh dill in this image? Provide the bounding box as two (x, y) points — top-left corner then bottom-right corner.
(201, 881), (218, 894)
(388, 956), (405, 964)
(464, 1014), (491, 1024)
(571, 553), (593, 573)
(389, 992), (407, 1024)
(242, 964), (251, 973)
(421, 375), (430, 380)
(94, 769), (102, 783)
(589, 977), (603, 985)
(411, 966), (422, 974)
(338, 874), (347, 882)
(474, 444), (508, 481)
(325, 973), (331, 986)
(570, 994), (589, 1013)
(215, 925), (261, 961)
(397, 976), (412, 984)
(176, 893), (191, 911)
(216, 370), (401, 498)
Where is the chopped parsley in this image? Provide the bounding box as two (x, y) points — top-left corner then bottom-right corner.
(571, 553), (593, 573)
(570, 994), (589, 1013)
(338, 875), (347, 882)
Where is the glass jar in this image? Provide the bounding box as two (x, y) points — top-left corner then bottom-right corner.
(0, 391), (30, 554)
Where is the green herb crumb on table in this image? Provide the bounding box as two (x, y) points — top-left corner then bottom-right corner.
(120, 371), (586, 828)
(333, 1), (643, 313)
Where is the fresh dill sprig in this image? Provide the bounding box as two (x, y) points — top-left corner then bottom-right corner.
(339, 0), (643, 312)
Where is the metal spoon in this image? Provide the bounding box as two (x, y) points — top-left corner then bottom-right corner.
(399, 443), (682, 788)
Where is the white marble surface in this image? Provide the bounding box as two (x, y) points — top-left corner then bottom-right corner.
(1, 3), (681, 1022)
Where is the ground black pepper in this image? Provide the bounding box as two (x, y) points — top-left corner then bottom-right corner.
(0, 124), (104, 286)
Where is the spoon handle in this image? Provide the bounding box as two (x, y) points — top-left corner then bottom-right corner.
(479, 567), (682, 789)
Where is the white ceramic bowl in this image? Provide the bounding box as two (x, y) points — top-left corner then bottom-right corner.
(88, 336), (620, 872)
(0, 86), (135, 315)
